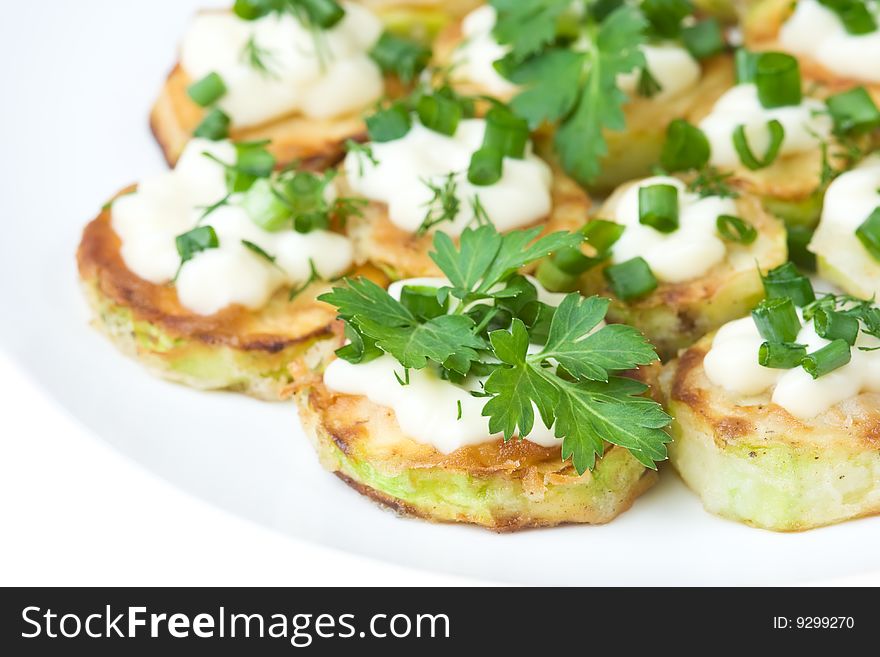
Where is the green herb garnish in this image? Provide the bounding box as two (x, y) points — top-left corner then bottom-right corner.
(320, 223), (670, 473)
(493, 3), (649, 184)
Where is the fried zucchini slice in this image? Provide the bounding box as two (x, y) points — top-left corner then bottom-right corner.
(573, 179), (787, 360)
(151, 5), (409, 167)
(741, 0), (880, 108)
(291, 367), (657, 530)
(340, 165), (590, 279)
(152, 63), (375, 168)
(77, 195), (384, 400)
(660, 332), (880, 531)
(809, 156), (880, 300)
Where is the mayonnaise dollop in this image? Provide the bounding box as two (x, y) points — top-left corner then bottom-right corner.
(703, 313), (880, 420)
(780, 0), (880, 83)
(809, 155), (880, 299)
(343, 119), (553, 236)
(699, 83), (832, 168)
(112, 139), (353, 315)
(617, 42), (701, 101)
(323, 277), (578, 452)
(451, 5), (519, 96)
(609, 176), (736, 283)
(180, 2), (383, 128)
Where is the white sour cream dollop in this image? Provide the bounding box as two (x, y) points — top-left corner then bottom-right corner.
(703, 313), (880, 420)
(809, 155), (880, 299)
(609, 176), (736, 283)
(779, 0), (880, 83)
(699, 83), (832, 169)
(180, 2), (384, 128)
(323, 277), (578, 453)
(617, 42), (701, 101)
(112, 139), (353, 316)
(343, 119), (553, 236)
(451, 5), (519, 96)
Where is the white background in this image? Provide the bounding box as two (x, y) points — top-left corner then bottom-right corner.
(0, 351), (483, 586)
(1, 1), (879, 587)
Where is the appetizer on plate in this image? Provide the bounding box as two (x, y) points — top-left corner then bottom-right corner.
(538, 168), (787, 360)
(743, 0), (880, 106)
(687, 47), (879, 263)
(77, 138), (366, 400)
(151, 1), (428, 166)
(661, 264), (880, 530)
(339, 93), (589, 278)
(292, 224), (671, 530)
(434, 2), (734, 192)
(809, 153), (880, 299)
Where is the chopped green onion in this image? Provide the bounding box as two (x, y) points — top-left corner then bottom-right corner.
(235, 141), (276, 178)
(758, 342), (808, 369)
(681, 19), (725, 60)
(752, 297), (801, 343)
(638, 184), (680, 233)
(660, 119), (711, 172)
(732, 120), (785, 170)
(233, 0), (270, 20)
(826, 87), (880, 135)
(818, 0), (878, 35)
(604, 257), (658, 301)
(754, 52), (802, 108)
(855, 206), (880, 262)
(813, 308), (860, 345)
(369, 32), (430, 84)
(536, 257), (582, 293)
(193, 108), (230, 140)
(241, 179), (291, 231)
(786, 225), (817, 271)
(734, 48), (758, 84)
(716, 214), (757, 244)
(417, 93), (462, 136)
(298, 0), (345, 28)
(762, 262), (816, 307)
(582, 219), (626, 254)
(482, 107), (529, 159)
(468, 106), (529, 186)
(468, 148), (503, 186)
(802, 339), (852, 379)
(187, 72), (227, 107)
(365, 103), (411, 142)
(400, 285), (448, 321)
(175, 225), (219, 266)
(641, 0), (693, 38)
(538, 219), (625, 289)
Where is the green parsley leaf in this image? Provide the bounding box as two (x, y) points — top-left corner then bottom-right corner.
(483, 316), (670, 472)
(553, 7), (647, 184)
(539, 295), (658, 381)
(490, 0), (573, 62)
(357, 314), (485, 371)
(319, 277), (413, 325)
(500, 49), (585, 129)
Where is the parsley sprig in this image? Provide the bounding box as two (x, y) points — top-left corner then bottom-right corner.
(493, 3), (648, 184)
(320, 224), (670, 473)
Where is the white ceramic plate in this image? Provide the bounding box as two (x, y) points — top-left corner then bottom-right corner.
(2, 0), (878, 586)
